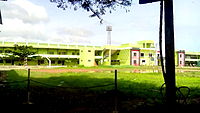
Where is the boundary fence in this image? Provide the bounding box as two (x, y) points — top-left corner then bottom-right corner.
(0, 69), (118, 104)
(1, 69), (191, 106)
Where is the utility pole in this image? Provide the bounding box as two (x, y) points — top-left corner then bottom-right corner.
(164, 0), (176, 109)
(0, 0), (7, 24)
(139, 0), (176, 110)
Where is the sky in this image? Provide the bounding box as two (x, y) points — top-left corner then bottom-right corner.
(0, 0), (200, 52)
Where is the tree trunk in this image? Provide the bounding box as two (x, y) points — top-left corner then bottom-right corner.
(24, 57), (28, 66)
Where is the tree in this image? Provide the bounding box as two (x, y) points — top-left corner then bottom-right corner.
(12, 44), (36, 66)
(2, 48), (15, 65)
(50, 0), (132, 23)
(51, 0), (177, 110)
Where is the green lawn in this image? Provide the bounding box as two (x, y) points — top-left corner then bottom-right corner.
(6, 67), (200, 100)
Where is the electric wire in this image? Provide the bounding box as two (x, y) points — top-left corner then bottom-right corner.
(30, 79), (114, 89)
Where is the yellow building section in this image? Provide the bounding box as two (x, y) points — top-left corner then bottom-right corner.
(135, 40), (155, 48)
(139, 49), (157, 66)
(79, 47), (96, 67)
(117, 49), (131, 65)
(0, 40), (198, 67)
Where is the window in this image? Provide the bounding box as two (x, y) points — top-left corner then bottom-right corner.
(134, 53), (137, 56)
(142, 60), (146, 65)
(143, 43), (145, 48)
(157, 54), (160, 59)
(95, 51), (101, 56)
(112, 60), (120, 62)
(180, 61), (182, 65)
(0, 59), (3, 63)
(149, 53), (152, 57)
(117, 53), (119, 55)
(51, 60), (55, 64)
(38, 60), (44, 65)
(40, 60), (44, 64)
(88, 60), (91, 62)
(6, 59), (11, 63)
(180, 54), (182, 58)
(0, 50), (2, 53)
(141, 53), (144, 57)
(88, 50), (91, 52)
(48, 52), (54, 54)
(150, 57), (154, 61)
(133, 60), (137, 64)
(5, 50), (11, 53)
(72, 52), (75, 55)
(58, 60), (62, 64)
(58, 52), (66, 55)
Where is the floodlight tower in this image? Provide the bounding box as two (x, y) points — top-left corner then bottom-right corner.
(106, 26), (112, 65)
(106, 26), (112, 45)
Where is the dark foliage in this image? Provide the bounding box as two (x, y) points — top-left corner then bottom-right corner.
(12, 44), (36, 65)
(50, 0), (132, 22)
(13, 44), (36, 58)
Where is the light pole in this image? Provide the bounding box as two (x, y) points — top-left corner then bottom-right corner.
(106, 26), (112, 65)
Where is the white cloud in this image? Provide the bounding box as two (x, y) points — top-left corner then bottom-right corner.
(0, 18), (48, 42)
(0, 0), (49, 43)
(3, 0), (48, 24)
(46, 27), (93, 44)
(0, 0), (95, 45)
(56, 27), (93, 38)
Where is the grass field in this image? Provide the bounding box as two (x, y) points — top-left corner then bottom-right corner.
(1, 66), (200, 112)
(5, 66), (200, 99)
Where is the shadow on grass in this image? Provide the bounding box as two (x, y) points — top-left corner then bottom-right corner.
(1, 70), (200, 113)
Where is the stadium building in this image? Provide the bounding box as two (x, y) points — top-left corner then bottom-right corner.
(0, 40), (199, 67)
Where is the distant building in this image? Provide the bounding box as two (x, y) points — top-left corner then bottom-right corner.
(0, 40), (199, 67)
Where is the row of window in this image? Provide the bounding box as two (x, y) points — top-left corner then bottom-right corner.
(0, 58), (95, 63)
(80, 60), (91, 62)
(185, 55), (200, 59)
(48, 50), (102, 56)
(133, 53), (154, 57)
(47, 52), (80, 55)
(0, 48), (81, 55)
(0, 49), (114, 56)
(0, 50), (80, 55)
(81, 50), (91, 52)
(0, 59), (67, 64)
(0, 50), (12, 53)
(133, 59), (146, 64)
